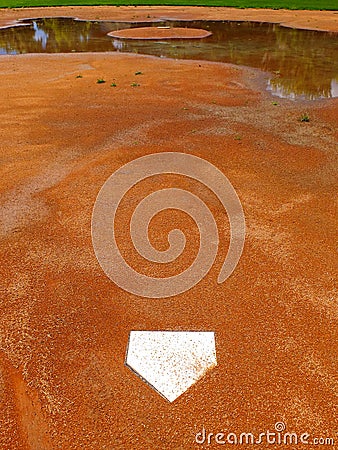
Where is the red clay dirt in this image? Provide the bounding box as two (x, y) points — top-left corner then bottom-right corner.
(0, 7), (337, 450)
(108, 26), (212, 39)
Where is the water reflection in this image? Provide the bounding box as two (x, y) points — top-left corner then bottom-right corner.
(0, 18), (337, 100)
(33, 21), (48, 49)
(331, 79), (338, 97)
(112, 38), (123, 51)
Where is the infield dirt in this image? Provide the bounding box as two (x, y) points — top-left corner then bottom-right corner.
(0, 7), (337, 450)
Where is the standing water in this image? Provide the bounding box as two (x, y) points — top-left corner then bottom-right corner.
(0, 18), (337, 100)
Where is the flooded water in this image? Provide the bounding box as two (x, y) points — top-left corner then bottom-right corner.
(0, 17), (337, 100)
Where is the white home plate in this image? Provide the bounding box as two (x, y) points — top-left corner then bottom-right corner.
(125, 331), (217, 402)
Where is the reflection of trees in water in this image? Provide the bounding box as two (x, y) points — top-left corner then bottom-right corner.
(41, 18), (92, 51)
(0, 19), (146, 54)
(0, 25), (33, 54)
(265, 25), (337, 98)
(184, 21), (337, 99)
(0, 18), (336, 99)
(0, 18), (98, 53)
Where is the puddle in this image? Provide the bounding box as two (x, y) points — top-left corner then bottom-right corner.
(0, 17), (337, 100)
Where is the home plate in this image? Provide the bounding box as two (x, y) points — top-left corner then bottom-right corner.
(125, 331), (217, 402)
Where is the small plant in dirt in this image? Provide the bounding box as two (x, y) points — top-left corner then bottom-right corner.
(75, 74), (83, 79)
(131, 82), (140, 87)
(110, 82), (117, 87)
(300, 112), (310, 122)
(272, 101), (279, 106)
(135, 71), (143, 75)
(97, 78), (106, 84)
(235, 135), (242, 141)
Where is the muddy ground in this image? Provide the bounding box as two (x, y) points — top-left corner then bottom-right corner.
(0, 7), (337, 450)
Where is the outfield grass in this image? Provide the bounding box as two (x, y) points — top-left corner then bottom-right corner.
(0, 0), (337, 10)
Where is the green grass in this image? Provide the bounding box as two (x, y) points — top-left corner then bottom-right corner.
(0, 0), (337, 10)
(300, 112), (310, 122)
